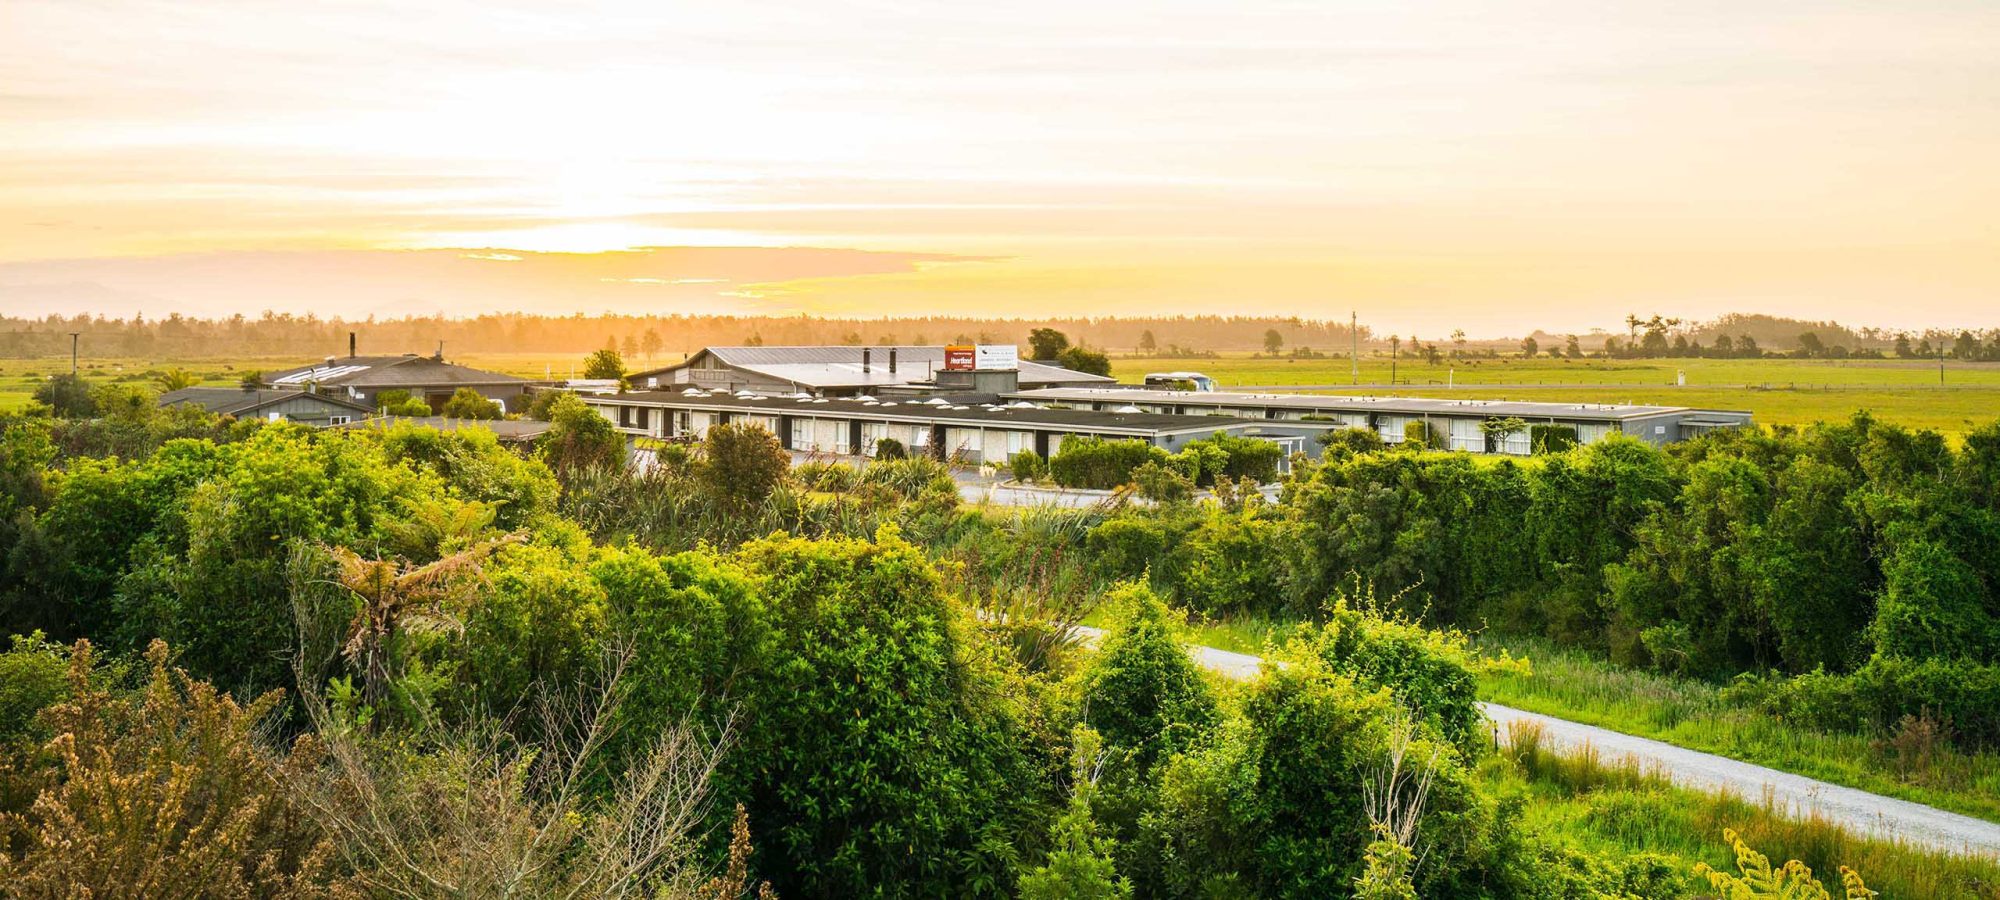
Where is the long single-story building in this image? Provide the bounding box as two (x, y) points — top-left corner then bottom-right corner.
(584, 390), (1326, 465)
(262, 351), (528, 413)
(1010, 388), (1753, 451)
(626, 345), (1114, 396)
(157, 386), (372, 426)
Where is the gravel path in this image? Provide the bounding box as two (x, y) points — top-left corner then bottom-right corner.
(1070, 625), (2000, 858)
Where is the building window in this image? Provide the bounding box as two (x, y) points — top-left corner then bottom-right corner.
(791, 418), (813, 450)
(328, 415), (350, 425)
(861, 422), (887, 456)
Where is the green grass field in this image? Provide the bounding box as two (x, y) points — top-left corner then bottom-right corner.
(6, 351), (1998, 435)
(1110, 354), (2000, 436)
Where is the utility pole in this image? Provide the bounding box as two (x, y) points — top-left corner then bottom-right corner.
(67, 332), (80, 374)
(1350, 310), (1359, 386)
(1940, 343), (1947, 386)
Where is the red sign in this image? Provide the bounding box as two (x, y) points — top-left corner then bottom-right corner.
(944, 345), (976, 371)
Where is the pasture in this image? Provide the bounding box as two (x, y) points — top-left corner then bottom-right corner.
(3, 350), (1997, 435)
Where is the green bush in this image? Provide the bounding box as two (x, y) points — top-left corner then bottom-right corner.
(861, 455), (956, 501)
(1051, 437), (1165, 490)
(0, 633), (69, 744)
(1318, 426), (1385, 459)
(724, 532), (1048, 897)
(793, 460), (858, 492)
(1009, 449), (1049, 483)
(441, 387), (502, 419)
(696, 422), (790, 508)
(1530, 424), (1579, 454)
(1402, 420), (1439, 450)
(1131, 460), (1194, 504)
(874, 436), (908, 459)
(1302, 602), (1484, 752)
(1073, 584), (1219, 767)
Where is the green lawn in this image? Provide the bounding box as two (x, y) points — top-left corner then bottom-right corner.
(7, 350), (1997, 436)
(1111, 354), (2000, 436)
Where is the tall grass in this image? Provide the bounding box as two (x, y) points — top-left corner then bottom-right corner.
(1494, 720), (2000, 899)
(1479, 633), (2000, 824)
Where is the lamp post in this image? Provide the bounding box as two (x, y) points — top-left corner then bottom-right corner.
(68, 332), (80, 374)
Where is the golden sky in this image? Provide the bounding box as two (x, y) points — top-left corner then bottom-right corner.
(3, 0), (1997, 334)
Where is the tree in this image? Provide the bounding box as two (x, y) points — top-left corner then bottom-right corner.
(1029, 328), (1071, 360)
(697, 422), (790, 508)
(1074, 584), (1218, 767)
(1954, 330), (1980, 360)
(327, 529), (519, 716)
(153, 368), (199, 391)
(1018, 727), (1132, 900)
(1263, 329), (1284, 355)
(1894, 333), (1914, 358)
(238, 370), (263, 389)
(583, 348), (625, 381)
(641, 327), (663, 361)
(1137, 330), (1157, 353)
(441, 387), (502, 420)
(1450, 329), (1466, 358)
(620, 334), (640, 359)
(1059, 345), (1113, 377)
(1737, 334), (1760, 358)
(32, 374), (94, 418)
(1798, 332), (1825, 358)
(1519, 336), (1538, 358)
(538, 393), (626, 478)
(1564, 334), (1582, 359)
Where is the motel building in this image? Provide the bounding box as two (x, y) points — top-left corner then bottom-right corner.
(578, 343), (1752, 470)
(585, 389), (1325, 467)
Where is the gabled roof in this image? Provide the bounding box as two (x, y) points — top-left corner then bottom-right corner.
(263, 355), (526, 389)
(157, 387), (371, 416)
(601, 390), (1264, 436)
(629, 346), (1114, 389)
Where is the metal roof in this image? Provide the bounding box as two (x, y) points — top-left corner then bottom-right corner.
(596, 390), (1269, 435)
(157, 387), (371, 416)
(1008, 388), (1750, 422)
(629, 345), (1115, 389)
(262, 355), (526, 388)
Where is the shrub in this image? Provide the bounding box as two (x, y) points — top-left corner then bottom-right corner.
(1530, 424), (1580, 454)
(0, 632), (69, 744)
(696, 422), (790, 508)
(441, 387), (502, 420)
(538, 393), (626, 480)
(582, 348), (625, 380)
(794, 460), (858, 492)
(1051, 437), (1165, 490)
(861, 455), (956, 501)
(31, 374), (94, 419)
(525, 388), (576, 421)
(1131, 459), (1193, 504)
(0, 640), (343, 895)
(723, 532), (1047, 897)
(874, 436), (908, 459)
(1018, 727), (1132, 900)
(1301, 600), (1484, 753)
(383, 397), (434, 417)
(1010, 449), (1049, 483)
(1182, 432), (1283, 484)
(1403, 420), (1439, 450)
(1319, 426), (1386, 458)
(1073, 584), (1219, 768)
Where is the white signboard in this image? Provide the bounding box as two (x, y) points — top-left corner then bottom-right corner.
(975, 344), (1019, 371)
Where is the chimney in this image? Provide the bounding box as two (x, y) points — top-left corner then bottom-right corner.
(889, 348), (898, 374)
(434, 340), (444, 361)
(348, 332), (356, 358)
(862, 347), (872, 373)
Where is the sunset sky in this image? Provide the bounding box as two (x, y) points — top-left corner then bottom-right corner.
(3, 0), (1997, 334)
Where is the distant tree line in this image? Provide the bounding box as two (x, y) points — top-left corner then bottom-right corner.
(0, 311), (1370, 359)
